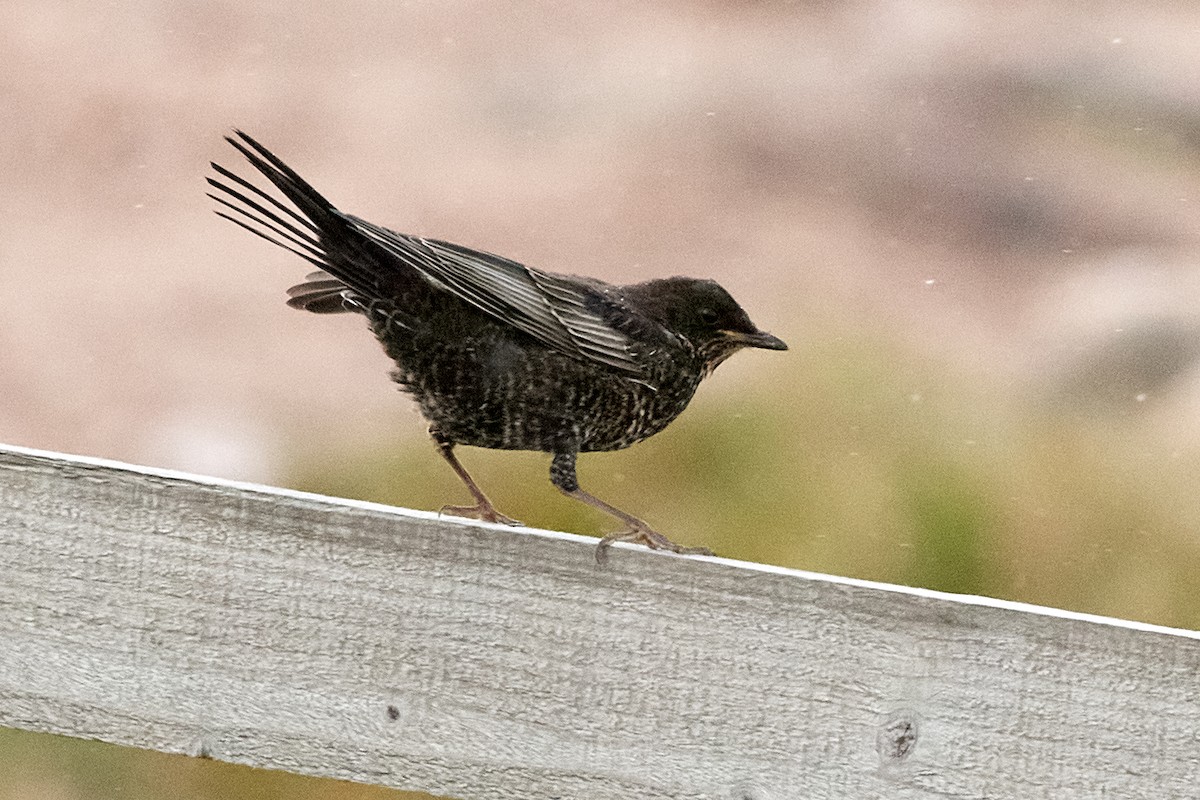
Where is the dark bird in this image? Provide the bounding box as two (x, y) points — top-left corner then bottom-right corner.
(208, 131), (787, 561)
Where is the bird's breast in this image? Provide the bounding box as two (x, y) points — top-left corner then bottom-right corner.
(370, 308), (705, 452)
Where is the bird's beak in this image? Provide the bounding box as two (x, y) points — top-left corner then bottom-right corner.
(721, 329), (789, 351)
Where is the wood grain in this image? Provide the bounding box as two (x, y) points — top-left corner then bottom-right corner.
(1, 444), (1198, 799)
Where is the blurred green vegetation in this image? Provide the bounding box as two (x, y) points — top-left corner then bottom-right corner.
(0, 727), (434, 800)
(286, 323), (1200, 629)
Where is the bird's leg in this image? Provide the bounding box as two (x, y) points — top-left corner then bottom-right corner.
(432, 431), (521, 526)
(549, 452), (713, 564)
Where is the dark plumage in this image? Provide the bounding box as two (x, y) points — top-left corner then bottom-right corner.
(208, 131), (787, 561)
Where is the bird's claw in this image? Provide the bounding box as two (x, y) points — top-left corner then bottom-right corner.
(594, 524), (714, 564)
(439, 503), (522, 527)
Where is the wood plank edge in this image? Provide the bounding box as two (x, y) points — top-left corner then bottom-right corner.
(3, 441), (1196, 643)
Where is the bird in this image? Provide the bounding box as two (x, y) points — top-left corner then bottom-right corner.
(207, 130), (787, 562)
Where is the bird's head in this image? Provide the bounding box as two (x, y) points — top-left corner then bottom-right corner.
(627, 277), (787, 375)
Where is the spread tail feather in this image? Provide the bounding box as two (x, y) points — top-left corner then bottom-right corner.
(209, 131), (645, 378)
(207, 130), (401, 309)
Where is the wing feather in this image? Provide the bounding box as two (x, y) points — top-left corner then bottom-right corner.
(211, 131), (646, 379)
(348, 218), (644, 377)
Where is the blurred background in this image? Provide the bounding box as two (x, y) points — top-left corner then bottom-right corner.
(4, 0), (1200, 797)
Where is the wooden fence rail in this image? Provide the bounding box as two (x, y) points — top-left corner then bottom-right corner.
(1, 443), (1199, 799)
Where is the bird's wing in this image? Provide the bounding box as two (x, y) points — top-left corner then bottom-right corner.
(348, 217), (645, 376)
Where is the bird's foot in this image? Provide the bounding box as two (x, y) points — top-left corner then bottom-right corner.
(439, 502), (522, 527)
(595, 523), (714, 564)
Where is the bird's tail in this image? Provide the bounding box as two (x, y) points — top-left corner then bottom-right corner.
(207, 130), (400, 312)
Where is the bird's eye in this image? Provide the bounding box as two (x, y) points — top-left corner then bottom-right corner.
(699, 308), (719, 326)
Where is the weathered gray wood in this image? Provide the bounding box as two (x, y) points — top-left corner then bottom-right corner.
(1, 444), (1199, 799)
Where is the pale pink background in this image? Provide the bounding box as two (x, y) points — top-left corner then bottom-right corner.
(3, 0), (1199, 483)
